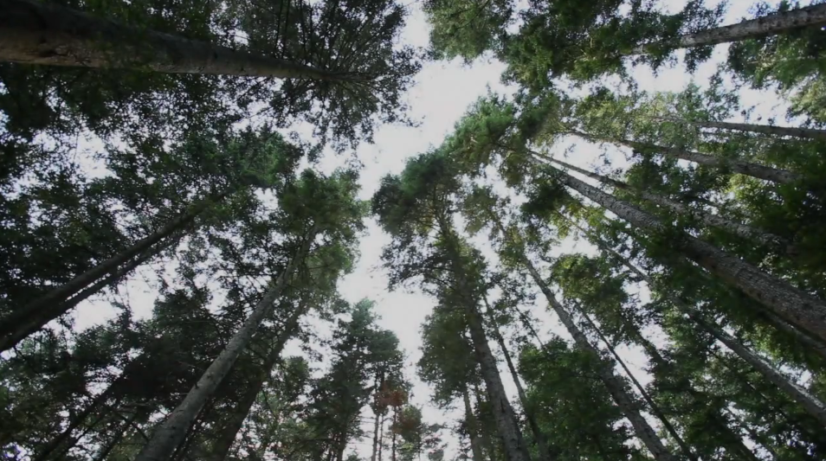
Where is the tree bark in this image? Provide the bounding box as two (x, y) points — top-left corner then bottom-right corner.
(541, 154), (791, 251)
(371, 403), (381, 461)
(0, 0), (364, 81)
(378, 411), (385, 461)
(481, 296), (553, 461)
(462, 387), (486, 461)
(557, 171), (826, 343)
(134, 233), (313, 461)
(578, 310), (697, 461)
(0, 200), (207, 352)
(683, 119), (826, 141)
(570, 130), (803, 184)
(438, 219), (531, 461)
(93, 412), (138, 461)
(207, 299), (309, 461)
(519, 256), (678, 461)
(631, 4), (826, 52)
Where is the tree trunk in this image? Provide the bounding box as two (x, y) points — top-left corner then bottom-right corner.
(761, 310), (826, 362)
(134, 233), (313, 461)
(208, 299), (309, 461)
(463, 387), (486, 461)
(93, 412), (138, 461)
(33, 390), (117, 461)
(438, 219), (531, 461)
(0, 0), (364, 81)
(541, 154), (791, 251)
(518, 255), (678, 461)
(0, 237), (175, 353)
(578, 310), (696, 461)
(684, 119), (826, 141)
(723, 408), (780, 461)
(471, 384), (498, 461)
(392, 407), (398, 461)
(570, 130), (803, 184)
(631, 4), (826, 52)
(481, 297), (552, 461)
(371, 404), (381, 461)
(0, 201), (206, 352)
(378, 411), (385, 461)
(557, 171), (826, 343)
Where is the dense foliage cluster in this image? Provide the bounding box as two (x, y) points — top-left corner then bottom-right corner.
(3, 0), (826, 460)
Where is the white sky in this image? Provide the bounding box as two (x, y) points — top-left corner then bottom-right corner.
(62, 0), (800, 459)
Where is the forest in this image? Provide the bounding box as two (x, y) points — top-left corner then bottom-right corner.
(2, 0), (826, 460)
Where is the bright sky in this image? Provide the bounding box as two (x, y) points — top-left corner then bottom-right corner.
(65, 0), (798, 459)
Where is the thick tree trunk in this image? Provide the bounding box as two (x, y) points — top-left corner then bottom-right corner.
(462, 388), (486, 461)
(481, 297), (553, 461)
(542, 154), (791, 251)
(208, 300), (309, 461)
(0, 201), (206, 352)
(520, 258), (677, 461)
(558, 171), (826, 343)
(632, 4), (826, 52)
(0, 0), (362, 81)
(438, 220), (531, 461)
(685, 119), (826, 141)
(578, 310), (697, 461)
(134, 234), (312, 461)
(571, 130), (803, 184)
(0, 237), (174, 353)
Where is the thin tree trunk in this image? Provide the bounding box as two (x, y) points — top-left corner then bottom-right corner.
(0, 237), (176, 353)
(540, 153), (791, 251)
(631, 4), (826, 52)
(463, 387), (486, 461)
(515, 250), (677, 461)
(761, 310), (826, 362)
(134, 233), (313, 461)
(480, 296), (552, 461)
(577, 309), (697, 461)
(471, 384), (498, 461)
(371, 408), (381, 461)
(723, 408), (780, 461)
(392, 407), (398, 461)
(378, 411), (385, 461)
(557, 170), (826, 342)
(93, 412), (138, 461)
(438, 219), (531, 461)
(208, 299), (309, 461)
(681, 119), (826, 141)
(0, 201), (207, 352)
(570, 130), (803, 184)
(0, 0), (365, 81)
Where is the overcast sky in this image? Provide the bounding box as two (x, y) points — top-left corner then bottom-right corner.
(67, 0), (796, 458)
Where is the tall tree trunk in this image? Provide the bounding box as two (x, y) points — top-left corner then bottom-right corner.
(437, 219), (531, 461)
(378, 411), (385, 461)
(761, 309), (826, 362)
(480, 296), (553, 461)
(540, 154), (791, 251)
(0, 200), (207, 352)
(0, 0), (364, 81)
(631, 4), (826, 52)
(462, 387), (486, 461)
(208, 299), (309, 461)
(471, 384), (498, 461)
(371, 402), (381, 461)
(134, 233), (313, 461)
(392, 407), (398, 461)
(679, 119), (826, 141)
(0, 236), (176, 353)
(577, 309), (697, 461)
(515, 251), (678, 461)
(577, 223), (826, 428)
(556, 170), (826, 342)
(570, 130), (802, 184)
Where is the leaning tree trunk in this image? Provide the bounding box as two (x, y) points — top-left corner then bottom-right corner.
(438, 220), (531, 461)
(462, 387), (486, 461)
(0, 200), (207, 352)
(577, 310), (697, 461)
(540, 154), (791, 251)
(481, 297), (553, 461)
(519, 257), (678, 461)
(134, 233), (313, 461)
(93, 412), (139, 461)
(557, 170), (826, 343)
(761, 310), (826, 362)
(631, 3), (826, 52)
(580, 225), (826, 428)
(681, 119), (826, 141)
(208, 299), (309, 461)
(570, 130), (803, 184)
(0, 0), (363, 81)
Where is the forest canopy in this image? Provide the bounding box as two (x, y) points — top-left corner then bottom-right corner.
(2, 0), (826, 460)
